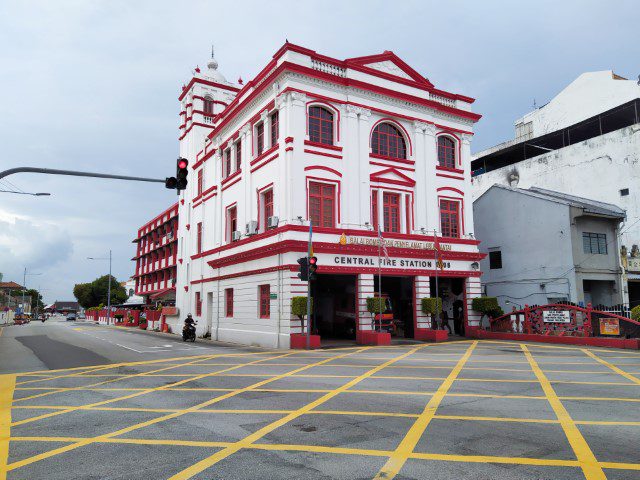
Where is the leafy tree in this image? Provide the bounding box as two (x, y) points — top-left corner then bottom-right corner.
(73, 275), (127, 308)
(421, 297), (443, 316)
(25, 289), (44, 310)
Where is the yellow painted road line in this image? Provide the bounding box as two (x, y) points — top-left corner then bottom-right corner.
(372, 341), (477, 480)
(166, 344), (434, 480)
(7, 436), (640, 472)
(522, 344), (605, 480)
(0, 374), (16, 480)
(581, 349), (640, 385)
(10, 351), (296, 427)
(5, 348), (366, 472)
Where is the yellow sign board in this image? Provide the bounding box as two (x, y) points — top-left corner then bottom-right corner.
(600, 318), (620, 336)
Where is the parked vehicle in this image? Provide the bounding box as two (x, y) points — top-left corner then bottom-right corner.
(66, 313), (77, 321)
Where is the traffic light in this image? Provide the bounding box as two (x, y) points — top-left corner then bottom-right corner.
(308, 256), (318, 280)
(164, 176), (177, 189)
(297, 257), (308, 281)
(176, 157), (189, 190)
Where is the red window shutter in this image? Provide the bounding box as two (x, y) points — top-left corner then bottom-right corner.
(225, 288), (233, 317)
(195, 292), (202, 316)
(224, 149), (231, 178)
(308, 182), (335, 227)
(308, 106), (334, 145)
(437, 137), (456, 169)
(236, 142), (242, 171)
(371, 190), (378, 231)
(383, 192), (400, 233)
(259, 285), (270, 318)
(440, 199), (460, 238)
(263, 190), (273, 228)
(227, 207), (237, 242)
(256, 123), (264, 155)
(270, 111), (279, 146)
(197, 170), (203, 196)
(405, 195), (411, 233)
(371, 123), (406, 159)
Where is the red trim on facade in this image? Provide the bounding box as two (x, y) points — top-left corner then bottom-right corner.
(369, 161), (415, 172)
(436, 173), (465, 181)
(179, 77), (240, 101)
(249, 144), (279, 166)
(285, 146), (293, 152)
(369, 118), (413, 157)
(303, 140), (343, 152)
(304, 149), (343, 160)
(285, 136), (294, 144)
(249, 153), (278, 173)
(437, 186), (465, 196)
(304, 166), (343, 177)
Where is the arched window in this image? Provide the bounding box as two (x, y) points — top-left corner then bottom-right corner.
(371, 123), (407, 159)
(308, 106), (334, 145)
(203, 96), (214, 115)
(437, 136), (456, 169)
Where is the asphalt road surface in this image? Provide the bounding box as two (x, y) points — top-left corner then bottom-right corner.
(1, 319), (639, 479)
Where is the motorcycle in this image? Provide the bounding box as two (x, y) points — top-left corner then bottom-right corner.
(182, 322), (197, 342)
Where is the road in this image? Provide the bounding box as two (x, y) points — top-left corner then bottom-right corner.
(1, 318), (640, 479)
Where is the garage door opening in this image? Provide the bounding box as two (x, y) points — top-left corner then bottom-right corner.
(312, 274), (357, 343)
(373, 275), (415, 339)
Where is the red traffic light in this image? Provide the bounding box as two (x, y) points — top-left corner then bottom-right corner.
(178, 159), (188, 169)
(309, 256), (317, 265)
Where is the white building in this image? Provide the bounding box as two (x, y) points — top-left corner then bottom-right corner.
(472, 71), (640, 308)
(170, 43), (484, 348)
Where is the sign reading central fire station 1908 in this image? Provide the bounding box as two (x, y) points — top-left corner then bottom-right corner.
(332, 255), (452, 269)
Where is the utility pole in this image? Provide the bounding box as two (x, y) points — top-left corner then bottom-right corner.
(306, 223), (312, 350)
(107, 250), (112, 325)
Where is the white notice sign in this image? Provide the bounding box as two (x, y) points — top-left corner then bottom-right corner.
(542, 310), (571, 323)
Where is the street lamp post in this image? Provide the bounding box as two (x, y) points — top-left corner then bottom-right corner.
(88, 250), (113, 324)
(22, 268), (42, 315)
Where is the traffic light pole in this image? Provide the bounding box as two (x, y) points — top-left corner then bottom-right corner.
(0, 167), (165, 184)
(306, 222), (313, 350)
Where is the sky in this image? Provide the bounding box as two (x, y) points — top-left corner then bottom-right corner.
(0, 0), (637, 303)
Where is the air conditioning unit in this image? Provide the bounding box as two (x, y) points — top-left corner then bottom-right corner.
(246, 221), (258, 236)
(267, 216), (279, 229)
(232, 231), (242, 242)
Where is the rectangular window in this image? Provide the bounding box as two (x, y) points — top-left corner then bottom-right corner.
(270, 111), (279, 146)
(256, 123), (264, 155)
(259, 284), (270, 318)
(383, 192), (400, 233)
(583, 232), (607, 254)
(225, 288), (233, 317)
(197, 169), (203, 196)
(371, 190), (378, 231)
(489, 250), (502, 269)
(195, 292), (202, 316)
(309, 182), (335, 228)
(620, 188), (629, 196)
(235, 141), (242, 172)
(440, 199), (460, 238)
(262, 189), (273, 229)
(227, 206), (237, 243)
(405, 195), (411, 234)
(224, 149), (231, 178)
(196, 222), (202, 254)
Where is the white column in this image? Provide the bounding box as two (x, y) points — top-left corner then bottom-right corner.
(465, 276), (483, 329)
(240, 123), (252, 226)
(461, 133), (474, 236)
(357, 108), (372, 227)
(424, 124), (439, 232)
(357, 273), (375, 331)
(288, 91), (307, 222)
(415, 275), (431, 329)
(275, 93), (289, 224)
(413, 122), (428, 231)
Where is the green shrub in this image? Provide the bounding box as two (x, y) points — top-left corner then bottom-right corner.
(421, 297), (442, 315)
(632, 305), (640, 322)
(366, 297), (386, 314)
(291, 296), (312, 319)
(471, 297), (504, 318)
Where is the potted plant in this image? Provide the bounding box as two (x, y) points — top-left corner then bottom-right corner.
(471, 297), (504, 330)
(360, 296), (391, 346)
(417, 297), (447, 342)
(290, 296), (320, 349)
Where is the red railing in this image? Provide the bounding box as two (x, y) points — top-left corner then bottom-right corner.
(490, 303), (640, 339)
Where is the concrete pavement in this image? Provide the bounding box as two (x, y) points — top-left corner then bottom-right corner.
(1, 321), (639, 479)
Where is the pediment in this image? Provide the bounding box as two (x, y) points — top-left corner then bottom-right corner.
(346, 51), (433, 88)
(370, 168), (416, 186)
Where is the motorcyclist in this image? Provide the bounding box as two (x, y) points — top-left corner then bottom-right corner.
(183, 314), (196, 340)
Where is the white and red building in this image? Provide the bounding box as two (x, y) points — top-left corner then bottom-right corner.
(170, 43), (485, 348)
(133, 202), (179, 305)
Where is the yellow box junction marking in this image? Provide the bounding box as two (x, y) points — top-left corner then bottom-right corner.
(372, 341), (477, 480)
(521, 344), (605, 480)
(166, 343), (436, 480)
(581, 348), (640, 385)
(4, 347), (369, 473)
(0, 374), (16, 480)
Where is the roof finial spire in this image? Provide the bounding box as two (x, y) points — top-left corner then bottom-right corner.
(207, 45), (218, 71)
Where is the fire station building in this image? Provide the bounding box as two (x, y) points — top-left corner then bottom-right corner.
(171, 43), (484, 348)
